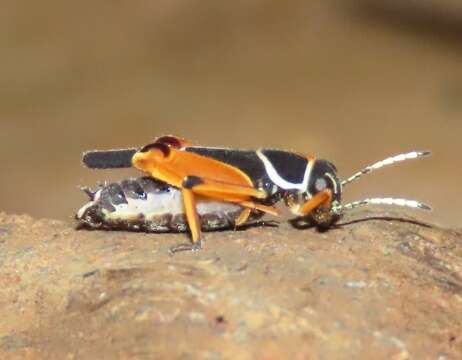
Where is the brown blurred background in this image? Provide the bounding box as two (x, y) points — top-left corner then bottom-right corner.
(1, 0), (461, 226)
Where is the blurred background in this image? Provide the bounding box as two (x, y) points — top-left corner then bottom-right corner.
(1, 0), (461, 226)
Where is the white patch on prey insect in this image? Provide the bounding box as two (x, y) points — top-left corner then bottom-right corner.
(77, 187), (242, 222)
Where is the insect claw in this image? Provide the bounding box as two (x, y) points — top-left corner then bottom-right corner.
(168, 240), (203, 254)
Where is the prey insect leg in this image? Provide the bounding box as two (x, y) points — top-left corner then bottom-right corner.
(237, 200), (279, 217)
(234, 208), (252, 226)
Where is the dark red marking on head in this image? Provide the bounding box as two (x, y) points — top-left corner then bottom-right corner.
(155, 136), (183, 148)
(139, 142), (171, 156)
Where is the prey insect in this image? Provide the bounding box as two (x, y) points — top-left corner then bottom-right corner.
(79, 135), (431, 253)
(77, 177), (265, 233)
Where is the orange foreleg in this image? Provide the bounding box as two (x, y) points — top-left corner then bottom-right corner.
(297, 189), (332, 216)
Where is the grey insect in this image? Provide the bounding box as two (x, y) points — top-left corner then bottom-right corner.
(76, 177), (264, 233)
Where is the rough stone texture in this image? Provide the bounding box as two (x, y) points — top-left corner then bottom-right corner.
(0, 210), (461, 359)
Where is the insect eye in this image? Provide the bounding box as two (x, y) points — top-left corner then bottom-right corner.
(314, 177), (327, 192)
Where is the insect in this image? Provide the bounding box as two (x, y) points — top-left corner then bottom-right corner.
(80, 135), (431, 253)
(77, 177), (263, 233)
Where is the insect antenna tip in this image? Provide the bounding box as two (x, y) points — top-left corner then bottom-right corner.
(418, 150), (432, 157)
(417, 202), (432, 211)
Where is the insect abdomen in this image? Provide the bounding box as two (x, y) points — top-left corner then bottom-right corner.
(76, 177), (259, 232)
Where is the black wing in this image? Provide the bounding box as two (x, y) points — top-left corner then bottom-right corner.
(82, 148), (138, 169)
(184, 147), (268, 184)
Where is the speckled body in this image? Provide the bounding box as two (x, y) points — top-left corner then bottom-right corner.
(76, 177), (263, 233)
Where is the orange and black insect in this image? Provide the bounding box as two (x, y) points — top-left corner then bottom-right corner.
(79, 135), (431, 253)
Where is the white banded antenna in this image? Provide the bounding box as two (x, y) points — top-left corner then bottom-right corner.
(332, 197), (432, 214)
(342, 151), (431, 187)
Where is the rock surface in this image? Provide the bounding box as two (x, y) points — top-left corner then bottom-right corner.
(0, 210), (461, 359)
